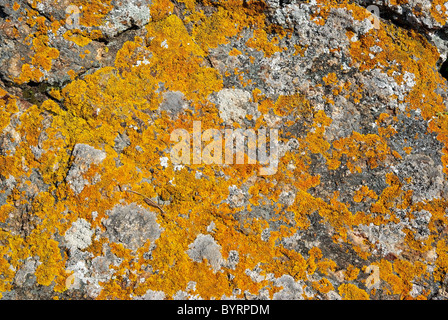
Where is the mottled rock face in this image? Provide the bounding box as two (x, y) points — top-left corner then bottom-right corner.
(354, 0), (448, 64)
(0, 0), (152, 85)
(355, 0), (447, 31)
(1, 0), (448, 301)
(66, 144), (106, 194)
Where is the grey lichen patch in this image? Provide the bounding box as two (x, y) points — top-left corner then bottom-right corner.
(113, 131), (131, 154)
(65, 260), (90, 291)
(186, 234), (224, 272)
(396, 154), (446, 202)
(159, 91), (188, 115)
(261, 228), (271, 242)
(227, 185), (247, 208)
(245, 264), (275, 283)
(278, 186), (296, 207)
(206, 221), (216, 233)
(273, 275), (305, 300)
(64, 218), (94, 252)
(410, 210), (432, 240)
(1, 123), (22, 156)
(357, 222), (406, 256)
(65, 246), (120, 298)
(172, 281), (201, 300)
(103, 203), (162, 251)
(65, 144), (106, 195)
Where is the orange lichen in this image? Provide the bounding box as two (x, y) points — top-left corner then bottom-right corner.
(228, 48), (242, 56)
(344, 265), (360, 281)
(323, 73), (338, 86)
(246, 29), (283, 58)
(63, 30), (92, 47)
(312, 278), (334, 294)
(434, 240), (448, 283)
(429, 0), (448, 26)
(14, 8), (61, 84)
(328, 132), (391, 172)
(72, 0), (113, 28)
(374, 258), (427, 298)
(353, 186), (378, 203)
(338, 283), (369, 300)
(293, 44), (307, 57)
(403, 146), (413, 155)
(1, 0), (447, 301)
(15, 63), (44, 84)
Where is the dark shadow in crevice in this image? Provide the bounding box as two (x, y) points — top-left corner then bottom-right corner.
(440, 59), (448, 81)
(0, 6), (7, 19)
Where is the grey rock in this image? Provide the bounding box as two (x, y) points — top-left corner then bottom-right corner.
(397, 154), (446, 202)
(160, 91), (188, 114)
(273, 275), (305, 300)
(113, 131), (131, 154)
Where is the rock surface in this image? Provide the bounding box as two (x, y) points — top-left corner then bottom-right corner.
(1, 0), (448, 300)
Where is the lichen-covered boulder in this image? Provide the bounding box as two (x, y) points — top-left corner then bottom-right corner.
(1, 0), (448, 300)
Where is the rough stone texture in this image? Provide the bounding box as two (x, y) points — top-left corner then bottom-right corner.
(355, 0), (445, 29)
(1, 0), (448, 301)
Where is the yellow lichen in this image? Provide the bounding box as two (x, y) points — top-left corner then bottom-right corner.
(338, 283), (369, 300)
